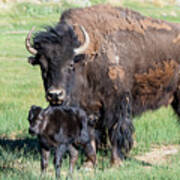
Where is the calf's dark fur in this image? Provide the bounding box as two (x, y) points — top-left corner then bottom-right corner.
(28, 105), (96, 179)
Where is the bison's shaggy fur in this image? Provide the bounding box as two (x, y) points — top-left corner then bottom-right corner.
(28, 4), (180, 165)
(133, 60), (180, 115)
(61, 5), (175, 56)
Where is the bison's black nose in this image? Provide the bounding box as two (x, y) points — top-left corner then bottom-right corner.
(47, 88), (66, 105)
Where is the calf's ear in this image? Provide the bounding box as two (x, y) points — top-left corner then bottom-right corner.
(30, 105), (42, 115)
(28, 105), (42, 121)
(30, 105), (42, 110)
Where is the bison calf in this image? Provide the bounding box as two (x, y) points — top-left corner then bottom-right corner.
(28, 105), (96, 179)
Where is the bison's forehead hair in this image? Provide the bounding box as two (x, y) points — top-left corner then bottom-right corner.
(32, 23), (80, 49)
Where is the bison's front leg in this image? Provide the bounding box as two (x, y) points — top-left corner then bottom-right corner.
(108, 93), (134, 166)
(172, 89), (180, 117)
(54, 144), (67, 179)
(82, 126), (97, 168)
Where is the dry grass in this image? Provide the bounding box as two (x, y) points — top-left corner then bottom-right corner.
(135, 144), (180, 165)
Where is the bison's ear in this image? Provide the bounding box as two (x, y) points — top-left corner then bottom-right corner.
(73, 54), (85, 63)
(28, 56), (39, 66)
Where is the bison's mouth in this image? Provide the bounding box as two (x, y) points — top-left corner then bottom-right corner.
(46, 94), (65, 106)
(49, 99), (64, 106)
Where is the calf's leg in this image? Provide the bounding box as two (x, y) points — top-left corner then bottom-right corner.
(54, 144), (67, 179)
(68, 145), (78, 174)
(40, 147), (50, 174)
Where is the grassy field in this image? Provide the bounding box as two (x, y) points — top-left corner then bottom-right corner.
(0, 0), (180, 179)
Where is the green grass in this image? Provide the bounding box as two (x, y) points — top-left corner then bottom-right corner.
(0, 58), (47, 136)
(0, 1), (180, 179)
(123, 0), (180, 22)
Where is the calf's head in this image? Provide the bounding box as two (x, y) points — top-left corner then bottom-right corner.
(28, 105), (44, 135)
(26, 24), (89, 105)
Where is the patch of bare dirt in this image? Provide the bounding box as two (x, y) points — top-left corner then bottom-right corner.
(135, 145), (180, 166)
(0, 130), (24, 139)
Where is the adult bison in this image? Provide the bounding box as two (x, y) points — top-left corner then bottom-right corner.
(25, 5), (180, 165)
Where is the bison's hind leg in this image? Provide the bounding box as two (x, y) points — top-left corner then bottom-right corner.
(172, 90), (180, 118)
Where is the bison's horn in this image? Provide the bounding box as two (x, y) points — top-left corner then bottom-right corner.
(74, 25), (90, 55)
(25, 27), (37, 55)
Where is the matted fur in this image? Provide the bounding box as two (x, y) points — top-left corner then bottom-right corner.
(132, 60), (180, 115)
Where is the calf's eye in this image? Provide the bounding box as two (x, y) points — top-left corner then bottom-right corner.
(69, 63), (75, 71)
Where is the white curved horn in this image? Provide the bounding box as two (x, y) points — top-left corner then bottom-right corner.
(74, 25), (90, 55)
(25, 27), (37, 55)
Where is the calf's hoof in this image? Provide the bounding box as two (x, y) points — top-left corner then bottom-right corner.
(81, 160), (95, 171)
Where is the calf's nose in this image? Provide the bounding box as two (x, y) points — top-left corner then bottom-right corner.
(29, 128), (36, 135)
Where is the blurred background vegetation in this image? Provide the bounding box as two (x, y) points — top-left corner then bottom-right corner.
(0, 0), (180, 8)
(0, 0), (180, 4)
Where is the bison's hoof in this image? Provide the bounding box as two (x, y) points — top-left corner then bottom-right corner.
(111, 159), (123, 167)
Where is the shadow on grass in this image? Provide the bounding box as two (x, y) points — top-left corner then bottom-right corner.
(0, 137), (39, 158)
(0, 138), (41, 177)
(0, 166), (22, 173)
(1, 138), (166, 172)
(127, 157), (153, 167)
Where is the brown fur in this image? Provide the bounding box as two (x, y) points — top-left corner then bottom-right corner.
(132, 60), (180, 114)
(173, 34), (180, 44)
(140, 18), (172, 31)
(108, 66), (125, 80)
(61, 5), (173, 56)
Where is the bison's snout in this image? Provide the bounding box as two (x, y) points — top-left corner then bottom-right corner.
(46, 88), (66, 105)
